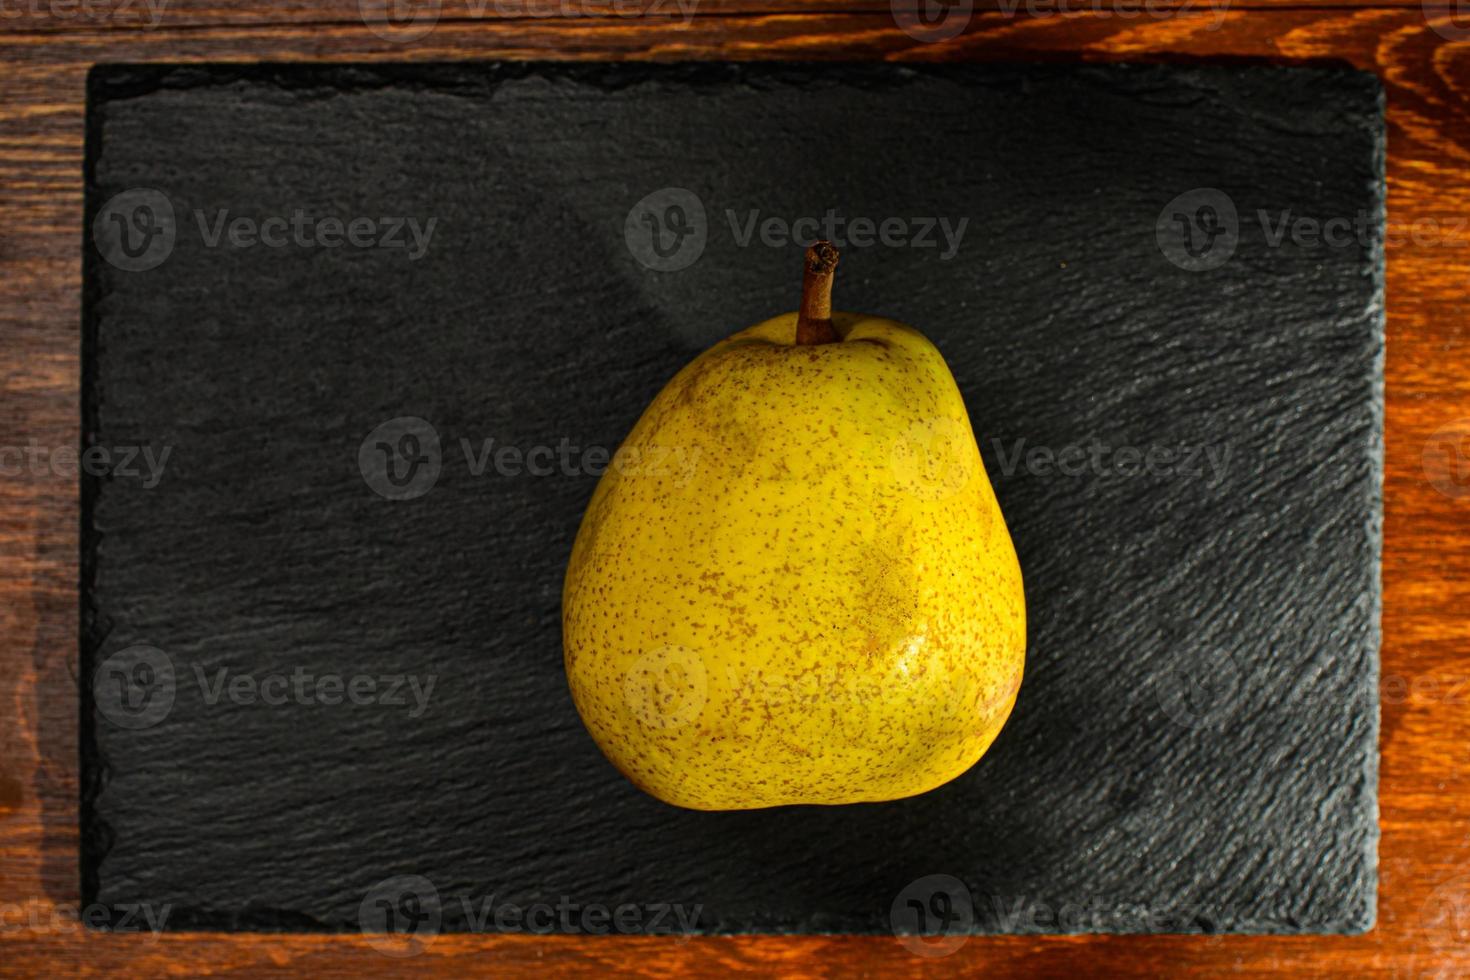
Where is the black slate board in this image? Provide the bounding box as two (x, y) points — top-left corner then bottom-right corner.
(81, 62), (1384, 938)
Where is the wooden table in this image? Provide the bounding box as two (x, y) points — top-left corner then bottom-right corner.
(3, 2), (1467, 976)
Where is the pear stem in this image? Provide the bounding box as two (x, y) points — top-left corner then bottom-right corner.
(794, 241), (840, 346)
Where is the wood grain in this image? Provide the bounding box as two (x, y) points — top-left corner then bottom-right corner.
(0, 0), (1459, 35)
(2, 6), (1469, 978)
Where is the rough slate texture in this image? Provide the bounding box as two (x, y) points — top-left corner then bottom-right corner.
(81, 62), (1383, 935)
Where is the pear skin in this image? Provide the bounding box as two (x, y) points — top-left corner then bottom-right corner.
(562, 243), (1025, 810)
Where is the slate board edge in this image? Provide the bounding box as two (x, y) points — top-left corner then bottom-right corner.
(1360, 72), (1388, 937)
(78, 60), (1387, 936)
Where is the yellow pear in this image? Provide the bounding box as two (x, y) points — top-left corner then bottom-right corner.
(563, 242), (1025, 810)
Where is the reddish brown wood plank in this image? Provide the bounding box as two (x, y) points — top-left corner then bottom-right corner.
(1, 8), (1468, 977)
(0, 0), (1455, 35)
